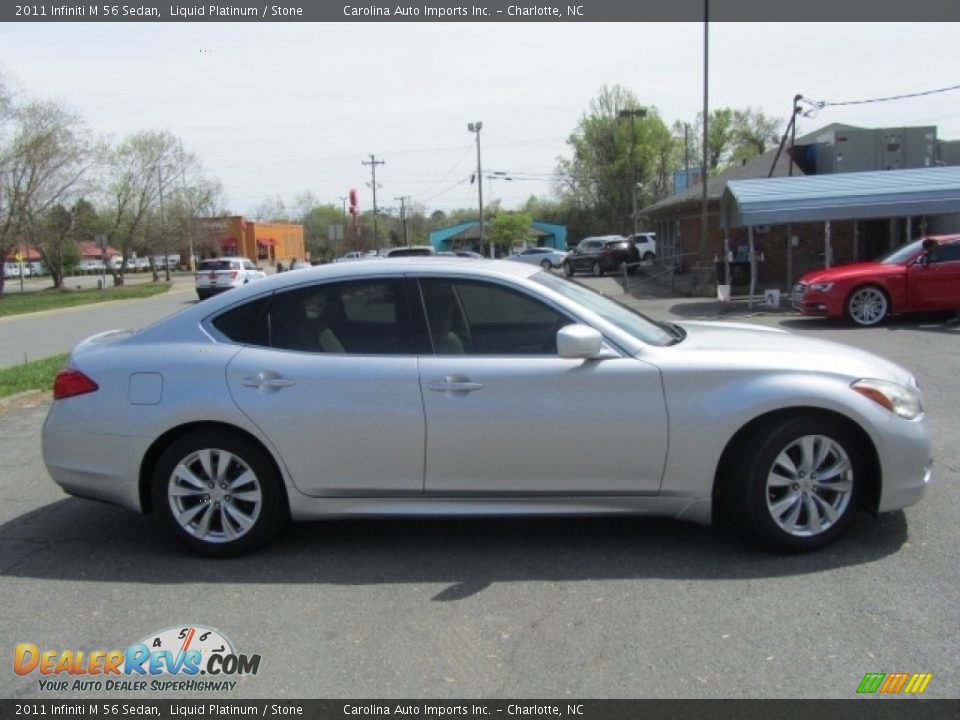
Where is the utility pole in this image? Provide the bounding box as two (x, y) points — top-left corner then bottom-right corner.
(467, 122), (486, 256)
(618, 108), (646, 238)
(362, 154), (385, 246)
(338, 196), (347, 217)
(394, 196), (411, 246)
(179, 140), (195, 272)
(157, 165), (170, 282)
(699, 0), (710, 294)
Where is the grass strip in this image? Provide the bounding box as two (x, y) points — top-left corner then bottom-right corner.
(0, 282), (171, 318)
(0, 353), (69, 399)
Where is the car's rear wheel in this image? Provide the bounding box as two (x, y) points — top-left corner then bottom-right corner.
(591, 261), (602, 277)
(643, 252), (655, 261)
(845, 285), (889, 327)
(563, 261), (574, 277)
(151, 430), (288, 556)
(722, 415), (863, 552)
(540, 259), (553, 271)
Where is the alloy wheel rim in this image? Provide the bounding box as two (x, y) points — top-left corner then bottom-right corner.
(850, 289), (886, 325)
(168, 448), (263, 544)
(765, 434), (854, 537)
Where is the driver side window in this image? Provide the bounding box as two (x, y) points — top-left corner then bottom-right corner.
(419, 279), (570, 355)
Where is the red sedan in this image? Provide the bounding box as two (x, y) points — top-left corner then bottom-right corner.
(792, 235), (960, 326)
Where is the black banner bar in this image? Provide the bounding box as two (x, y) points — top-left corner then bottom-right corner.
(4, 0), (960, 23)
(0, 700), (958, 720)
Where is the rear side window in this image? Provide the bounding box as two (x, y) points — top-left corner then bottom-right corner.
(199, 260), (235, 271)
(210, 296), (272, 344)
(213, 280), (415, 354)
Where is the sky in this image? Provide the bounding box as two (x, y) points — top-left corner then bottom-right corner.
(2, 21), (959, 218)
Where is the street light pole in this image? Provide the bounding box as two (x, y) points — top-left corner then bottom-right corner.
(618, 108), (646, 238)
(467, 122), (486, 257)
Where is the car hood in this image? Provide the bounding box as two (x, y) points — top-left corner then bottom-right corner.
(665, 321), (914, 385)
(797, 261), (904, 285)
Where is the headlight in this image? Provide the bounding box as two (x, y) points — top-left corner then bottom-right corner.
(852, 379), (922, 419)
(809, 282), (834, 292)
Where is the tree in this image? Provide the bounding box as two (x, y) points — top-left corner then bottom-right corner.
(35, 201), (89, 288)
(488, 211), (534, 253)
(556, 85), (675, 236)
(95, 130), (187, 285)
(676, 106), (782, 173)
(252, 195), (289, 222)
(0, 98), (90, 296)
(299, 203), (345, 260)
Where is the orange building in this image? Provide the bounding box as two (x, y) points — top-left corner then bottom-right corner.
(197, 216), (306, 268)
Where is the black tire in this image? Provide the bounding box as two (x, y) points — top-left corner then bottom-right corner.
(643, 252), (655, 262)
(540, 259), (553, 271)
(721, 415), (864, 552)
(151, 429), (289, 557)
(844, 285), (889, 327)
(591, 261), (602, 277)
(563, 261), (574, 277)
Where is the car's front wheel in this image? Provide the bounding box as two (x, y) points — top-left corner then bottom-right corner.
(563, 261), (574, 277)
(722, 415), (863, 552)
(591, 261), (602, 277)
(845, 285), (889, 327)
(151, 430), (288, 556)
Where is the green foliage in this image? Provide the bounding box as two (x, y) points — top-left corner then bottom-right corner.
(675, 106), (783, 173)
(488, 211), (534, 250)
(0, 282), (171, 317)
(556, 85), (675, 238)
(0, 353), (69, 398)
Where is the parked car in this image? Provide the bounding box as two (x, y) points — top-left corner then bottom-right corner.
(563, 235), (640, 277)
(334, 251), (377, 262)
(289, 259), (312, 270)
(194, 257), (266, 300)
(43, 258), (931, 557)
(792, 235), (960, 326)
(380, 246), (436, 257)
(630, 232), (657, 261)
(506, 246), (568, 270)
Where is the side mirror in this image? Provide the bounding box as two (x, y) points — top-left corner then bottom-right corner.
(557, 324), (605, 359)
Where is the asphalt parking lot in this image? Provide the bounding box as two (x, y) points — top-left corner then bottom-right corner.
(1, 278), (958, 700)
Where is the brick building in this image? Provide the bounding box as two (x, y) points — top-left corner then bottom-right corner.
(195, 216), (306, 268)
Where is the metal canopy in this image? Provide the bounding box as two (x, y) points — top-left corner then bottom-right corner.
(721, 166), (960, 228)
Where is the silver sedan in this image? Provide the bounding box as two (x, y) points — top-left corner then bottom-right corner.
(42, 259), (932, 556)
(505, 247), (569, 270)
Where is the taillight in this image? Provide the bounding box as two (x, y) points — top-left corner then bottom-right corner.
(53, 369), (99, 400)
(229, 271), (238, 279)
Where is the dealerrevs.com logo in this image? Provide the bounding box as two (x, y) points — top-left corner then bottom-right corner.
(857, 672), (933, 695)
(14, 625), (261, 693)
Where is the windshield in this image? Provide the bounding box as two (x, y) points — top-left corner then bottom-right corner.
(532, 272), (675, 347)
(879, 239), (924, 265)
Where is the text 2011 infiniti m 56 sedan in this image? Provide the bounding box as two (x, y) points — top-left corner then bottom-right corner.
(42, 259), (932, 556)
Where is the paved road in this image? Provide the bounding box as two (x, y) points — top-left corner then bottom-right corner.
(0, 277), (197, 367)
(1, 276), (958, 700)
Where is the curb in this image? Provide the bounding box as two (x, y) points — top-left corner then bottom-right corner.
(0, 389), (49, 416)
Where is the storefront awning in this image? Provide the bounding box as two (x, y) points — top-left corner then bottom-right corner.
(222, 237), (238, 247)
(257, 238), (276, 247)
(721, 166), (960, 228)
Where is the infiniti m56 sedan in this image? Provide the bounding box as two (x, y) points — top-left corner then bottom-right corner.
(43, 258), (932, 556)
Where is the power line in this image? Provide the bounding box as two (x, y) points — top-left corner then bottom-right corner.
(804, 82), (960, 111)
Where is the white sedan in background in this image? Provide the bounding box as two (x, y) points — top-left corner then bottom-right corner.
(43, 259), (931, 556)
(505, 246), (569, 270)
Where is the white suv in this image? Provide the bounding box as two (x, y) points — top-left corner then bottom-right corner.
(195, 258), (266, 300)
(630, 233), (657, 261)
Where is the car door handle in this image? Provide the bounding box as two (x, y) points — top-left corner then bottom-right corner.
(243, 373), (296, 391)
(427, 378), (484, 393)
